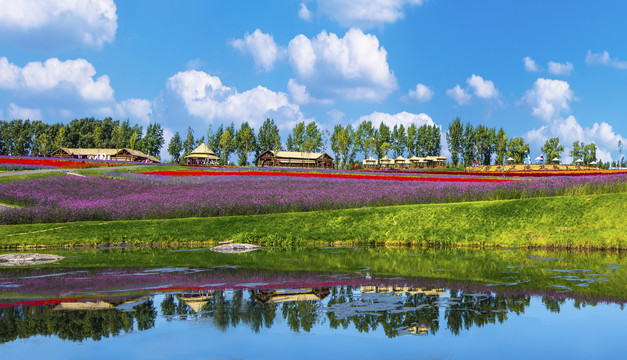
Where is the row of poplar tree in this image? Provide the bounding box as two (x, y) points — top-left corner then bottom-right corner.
(0, 116), (610, 168)
(0, 118), (165, 158)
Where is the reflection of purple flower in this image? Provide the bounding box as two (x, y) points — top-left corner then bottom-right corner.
(0, 173), (624, 224)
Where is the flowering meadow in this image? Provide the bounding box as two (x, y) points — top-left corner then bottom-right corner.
(0, 156), (148, 170)
(0, 168), (625, 224)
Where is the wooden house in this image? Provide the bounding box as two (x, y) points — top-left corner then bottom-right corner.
(184, 143), (219, 165)
(379, 156), (392, 169)
(51, 147), (160, 163)
(362, 156), (377, 169)
(257, 150), (334, 169)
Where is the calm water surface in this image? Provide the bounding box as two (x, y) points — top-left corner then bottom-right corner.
(0, 247), (624, 359)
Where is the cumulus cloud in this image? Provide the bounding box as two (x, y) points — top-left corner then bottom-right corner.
(523, 57), (541, 72)
(467, 74), (498, 99)
(585, 50), (627, 70)
(446, 85), (471, 105)
(115, 98), (153, 124)
(166, 70), (308, 129)
(522, 78), (574, 121)
(316, 0), (425, 28)
(407, 83), (433, 102)
(7, 103), (42, 120)
(446, 74), (498, 105)
(547, 61), (574, 76)
(0, 0), (117, 50)
(522, 78), (624, 163)
(354, 111), (434, 129)
(231, 29), (286, 72)
(298, 2), (312, 21)
(287, 28), (397, 102)
(0, 56), (114, 102)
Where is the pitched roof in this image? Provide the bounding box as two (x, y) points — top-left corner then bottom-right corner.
(189, 143), (216, 156)
(260, 150), (332, 160)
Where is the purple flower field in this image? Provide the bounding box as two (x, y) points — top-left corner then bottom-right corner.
(0, 172), (625, 224)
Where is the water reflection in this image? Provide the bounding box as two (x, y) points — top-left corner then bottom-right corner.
(2, 282), (619, 344)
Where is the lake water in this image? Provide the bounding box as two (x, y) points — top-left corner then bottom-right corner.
(0, 247), (625, 359)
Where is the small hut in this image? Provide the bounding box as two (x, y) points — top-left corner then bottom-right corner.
(184, 143), (219, 165)
(379, 156), (392, 169)
(394, 156), (408, 169)
(257, 150), (334, 168)
(424, 155), (447, 168)
(51, 147), (160, 163)
(362, 157), (377, 169)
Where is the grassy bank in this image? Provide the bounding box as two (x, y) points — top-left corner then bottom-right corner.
(1, 192), (625, 249)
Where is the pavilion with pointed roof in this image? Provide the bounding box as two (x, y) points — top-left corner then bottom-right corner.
(184, 143), (220, 165)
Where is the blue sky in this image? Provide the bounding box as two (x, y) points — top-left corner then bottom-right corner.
(0, 0), (625, 162)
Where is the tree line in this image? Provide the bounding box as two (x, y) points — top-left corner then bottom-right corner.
(1, 116), (618, 168)
(0, 118), (164, 158)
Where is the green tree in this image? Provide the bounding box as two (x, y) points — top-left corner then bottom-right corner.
(220, 127), (234, 165)
(286, 122), (305, 152)
(462, 123), (476, 165)
(473, 125), (495, 165)
(235, 122), (256, 166)
(495, 128), (507, 165)
(256, 118), (282, 156)
(406, 124), (417, 157)
(302, 121), (323, 153)
(183, 126), (195, 157)
(569, 140), (585, 163)
(209, 124), (223, 158)
(143, 123), (164, 157)
(583, 143), (597, 166)
(167, 132), (183, 163)
(541, 137), (564, 164)
(373, 122), (389, 159)
(506, 137), (530, 164)
(354, 121), (376, 159)
(391, 124), (407, 158)
(330, 124), (355, 168)
(618, 139), (623, 168)
(446, 117), (464, 167)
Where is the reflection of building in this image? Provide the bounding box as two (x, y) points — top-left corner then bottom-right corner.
(253, 288), (331, 303)
(177, 293), (213, 313)
(361, 285), (445, 296)
(257, 150), (334, 169)
(51, 147), (160, 163)
(408, 324), (431, 335)
(52, 296), (148, 311)
(184, 143), (219, 165)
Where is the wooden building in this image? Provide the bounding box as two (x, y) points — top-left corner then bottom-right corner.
(51, 147), (160, 163)
(184, 143), (219, 165)
(257, 150), (334, 169)
(379, 156), (392, 169)
(362, 156), (377, 169)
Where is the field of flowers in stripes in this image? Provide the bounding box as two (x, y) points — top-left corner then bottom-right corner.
(0, 168), (625, 224)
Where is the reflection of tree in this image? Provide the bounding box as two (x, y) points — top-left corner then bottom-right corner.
(281, 301), (319, 332)
(444, 290), (531, 336)
(542, 297), (565, 313)
(0, 299), (157, 343)
(200, 290), (278, 333)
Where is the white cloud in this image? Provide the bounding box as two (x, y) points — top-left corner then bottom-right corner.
(7, 103), (42, 120)
(231, 29), (286, 72)
(298, 3), (312, 21)
(0, 0), (117, 50)
(523, 57), (541, 72)
(185, 58), (206, 71)
(316, 0), (425, 28)
(467, 74), (498, 99)
(327, 109), (346, 123)
(585, 50), (627, 70)
(354, 111), (434, 129)
(446, 84), (471, 105)
(547, 61), (574, 76)
(0, 57), (114, 102)
(115, 98), (153, 124)
(288, 78), (311, 104)
(522, 78), (574, 122)
(446, 74), (499, 105)
(288, 28), (397, 101)
(166, 70), (308, 129)
(407, 83), (433, 102)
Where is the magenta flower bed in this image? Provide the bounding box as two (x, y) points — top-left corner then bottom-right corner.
(0, 173), (625, 224)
